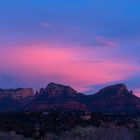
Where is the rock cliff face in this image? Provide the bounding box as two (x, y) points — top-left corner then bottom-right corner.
(45, 82), (78, 97)
(88, 84), (140, 113)
(29, 101), (87, 111)
(0, 88), (34, 100)
(0, 83), (140, 113)
(28, 82), (87, 111)
(0, 88), (34, 111)
(96, 84), (130, 96)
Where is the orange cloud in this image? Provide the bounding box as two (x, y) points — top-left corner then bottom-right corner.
(0, 42), (139, 92)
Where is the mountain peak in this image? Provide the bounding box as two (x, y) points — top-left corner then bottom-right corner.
(47, 82), (58, 87)
(111, 83), (127, 89)
(97, 83), (130, 96)
(45, 82), (78, 97)
(113, 83), (126, 87)
(0, 83), (140, 113)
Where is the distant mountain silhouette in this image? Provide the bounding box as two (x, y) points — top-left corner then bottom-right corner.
(86, 84), (140, 113)
(26, 82), (86, 111)
(0, 83), (140, 113)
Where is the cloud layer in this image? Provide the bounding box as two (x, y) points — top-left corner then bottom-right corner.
(0, 42), (139, 92)
(0, 0), (140, 95)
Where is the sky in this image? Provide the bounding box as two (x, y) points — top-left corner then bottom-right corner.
(0, 0), (140, 95)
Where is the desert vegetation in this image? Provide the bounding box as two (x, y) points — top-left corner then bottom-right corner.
(43, 126), (135, 140)
(0, 112), (139, 140)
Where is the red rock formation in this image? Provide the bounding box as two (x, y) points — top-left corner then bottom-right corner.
(1, 83), (140, 113)
(45, 82), (78, 97)
(88, 84), (140, 113)
(0, 88), (34, 100)
(29, 101), (87, 111)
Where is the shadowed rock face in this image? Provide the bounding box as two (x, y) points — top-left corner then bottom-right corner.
(97, 84), (129, 95)
(0, 88), (34, 111)
(88, 84), (140, 113)
(28, 82), (87, 111)
(27, 83), (140, 112)
(0, 88), (34, 100)
(45, 82), (78, 97)
(34, 82), (80, 101)
(96, 84), (132, 97)
(29, 101), (87, 111)
(0, 83), (140, 113)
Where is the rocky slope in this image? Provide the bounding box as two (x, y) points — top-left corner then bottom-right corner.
(0, 83), (140, 113)
(27, 82), (86, 111)
(87, 84), (140, 113)
(0, 88), (34, 111)
(0, 88), (33, 100)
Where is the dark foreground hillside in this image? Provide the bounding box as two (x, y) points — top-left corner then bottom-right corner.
(0, 112), (140, 140)
(0, 126), (135, 140)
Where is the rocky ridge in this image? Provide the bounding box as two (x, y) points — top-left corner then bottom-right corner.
(0, 83), (140, 113)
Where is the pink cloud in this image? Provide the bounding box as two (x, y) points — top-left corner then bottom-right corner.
(133, 89), (140, 97)
(0, 42), (139, 92)
(95, 36), (119, 48)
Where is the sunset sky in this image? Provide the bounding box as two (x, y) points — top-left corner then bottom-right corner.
(0, 0), (140, 95)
